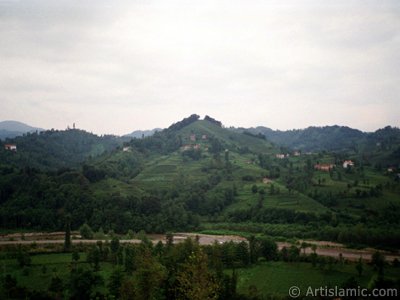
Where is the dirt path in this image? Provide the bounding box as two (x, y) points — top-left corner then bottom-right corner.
(276, 242), (399, 262)
(0, 232), (398, 262)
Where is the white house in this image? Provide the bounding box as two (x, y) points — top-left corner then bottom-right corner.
(343, 160), (354, 168)
(4, 144), (17, 151)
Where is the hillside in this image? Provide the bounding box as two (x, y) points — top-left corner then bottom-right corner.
(0, 115), (399, 249)
(240, 125), (400, 167)
(0, 129), (121, 170)
(243, 125), (367, 152)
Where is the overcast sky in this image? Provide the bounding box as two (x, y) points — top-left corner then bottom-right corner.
(1, 0), (399, 135)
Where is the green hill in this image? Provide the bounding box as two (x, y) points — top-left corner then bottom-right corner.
(0, 129), (121, 170)
(0, 115), (399, 248)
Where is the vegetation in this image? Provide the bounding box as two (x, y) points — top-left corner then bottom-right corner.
(0, 114), (400, 298)
(1, 236), (399, 299)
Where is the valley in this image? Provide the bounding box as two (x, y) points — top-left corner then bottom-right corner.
(0, 115), (399, 299)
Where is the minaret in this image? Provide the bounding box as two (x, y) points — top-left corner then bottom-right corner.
(73, 123), (75, 129)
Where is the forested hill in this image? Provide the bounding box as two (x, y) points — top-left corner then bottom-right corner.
(241, 125), (366, 152)
(0, 129), (121, 170)
(242, 125), (400, 154)
(0, 115), (399, 249)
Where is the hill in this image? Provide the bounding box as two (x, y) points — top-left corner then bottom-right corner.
(242, 125), (367, 152)
(243, 125), (400, 167)
(0, 115), (399, 249)
(0, 120), (44, 140)
(0, 129), (121, 170)
(124, 128), (162, 139)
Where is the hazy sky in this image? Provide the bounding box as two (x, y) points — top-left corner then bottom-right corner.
(1, 0), (399, 135)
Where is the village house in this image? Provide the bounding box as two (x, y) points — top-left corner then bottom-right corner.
(122, 146), (131, 152)
(202, 134), (207, 140)
(4, 144), (17, 151)
(181, 145), (192, 151)
(193, 144), (201, 150)
(314, 164), (334, 171)
(263, 177), (273, 184)
(387, 167), (395, 173)
(190, 134), (196, 141)
(342, 160), (354, 169)
(275, 154), (285, 159)
(293, 151), (301, 156)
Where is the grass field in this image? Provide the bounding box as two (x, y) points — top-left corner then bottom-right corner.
(225, 182), (327, 214)
(236, 261), (400, 297)
(0, 252), (117, 295)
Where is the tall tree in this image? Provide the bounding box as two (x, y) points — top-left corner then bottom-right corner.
(64, 215), (72, 251)
(176, 249), (219, 300)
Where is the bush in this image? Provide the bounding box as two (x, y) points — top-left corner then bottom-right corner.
(79, 223), (94, 239)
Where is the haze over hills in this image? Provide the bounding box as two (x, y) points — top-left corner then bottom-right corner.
(124, 128), (162, 139)
(1, 117), (399, 168)
(0, 120), (44, 140)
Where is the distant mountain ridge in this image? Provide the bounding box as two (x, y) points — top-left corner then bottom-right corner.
(0, 120), (44, 140)
(242, 125), (367, 152)
(124, 128), (162, 139)
(235, 125), (400, 166)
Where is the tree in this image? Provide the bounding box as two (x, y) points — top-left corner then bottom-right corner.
(16, 247), (31, 268)
(280, 247), (289, 262)
(48, 275), (63, 299)
(134, 250), (166, 300)
(72, 249), (80, 263)
(259, 237), (278, 261)
(110, 236), (120, 264)
(311, 244), (317, 254)
(108, 267), (124, 299)
(166, 232), (174, 249)
(248, 235), (260, 264)
(235, 241), (250, 266)
(124, 246), (135, 274)
(176, 250), (219, 300)
(64, 216), (72, 251)
(300, 242), (308, 255)
(251, 184), (258, 194)
(371, 251), (385, 276)
(79, 223), (94, 239)
(68, 267), (103, 300)
(356, 257), (363, 277)
(3, 274), (19, 299)
(87, 246), (101, 271)
(120, 278), (136, 300)
(288, 245), (300, 262)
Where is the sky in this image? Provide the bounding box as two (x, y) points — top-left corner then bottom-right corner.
(0, 0), (399, 135)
